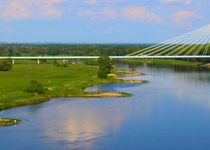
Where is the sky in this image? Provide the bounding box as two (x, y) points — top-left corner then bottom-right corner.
(0, 0), (209, 44)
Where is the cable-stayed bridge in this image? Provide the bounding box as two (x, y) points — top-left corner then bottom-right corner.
(0, 24), (210, 63)
(127, 24), (210, 57)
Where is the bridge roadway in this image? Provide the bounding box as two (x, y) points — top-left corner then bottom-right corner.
(1, 56), (210, 60)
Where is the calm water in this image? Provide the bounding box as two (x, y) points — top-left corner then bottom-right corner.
(1, 62), (210, 150)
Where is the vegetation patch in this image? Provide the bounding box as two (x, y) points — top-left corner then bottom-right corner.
(122, 59), (204, 66)
(115, 72), (145, 77)
(97, 55), (114, 78)
(0, 59), (147, 111)
(54, 60), (69, 67)
(25, 80), (45, 94)
(0, 59), (12, 71)
(114, 68), (135, 71)
(0, 118), (22, 126)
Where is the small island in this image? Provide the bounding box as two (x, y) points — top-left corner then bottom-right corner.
(0, 117), (22, 126)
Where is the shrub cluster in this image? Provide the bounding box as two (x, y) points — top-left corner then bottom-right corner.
(25, 80), (45, 94)
(84, 59), (98, 66)
(54, 60), (69, 67)
(0, 59), (12, 71)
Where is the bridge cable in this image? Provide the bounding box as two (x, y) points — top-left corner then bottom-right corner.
(169, 29), (210, 56)
(184, 29), (210, 56)
(137, 25), (210, 56)
(193, 32), (210, 56)
(147, 28), (208, 56)
(126, 24), (210, 56)
(146, 26), (210, 56)
(176, 30), (210, 56)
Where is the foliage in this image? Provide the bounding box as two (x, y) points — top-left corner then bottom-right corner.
(0, 118), (22, 126)
(68, 60), (72, 64)
(54, 60), (68, 67)
(0, 44), (143, 57)
(25, 80), (45, 94)
(0, 59), (12, 71)
(97, 55), (114, 74)
(40, 59), (47, 63)
(97, 55), (114, 78)
(84, 59), (98, 66)
(97, 69), (107, 78)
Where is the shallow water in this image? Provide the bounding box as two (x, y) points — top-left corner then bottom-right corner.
(1, 62), (210, 150)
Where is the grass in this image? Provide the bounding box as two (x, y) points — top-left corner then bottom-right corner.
(0, 118), (22, 126)
(122, 59), (203, 66)
(0, 60), (146, 111)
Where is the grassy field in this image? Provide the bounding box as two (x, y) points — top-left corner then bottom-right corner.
(122, 59), (204, 66)
(0, 60), (147, 111)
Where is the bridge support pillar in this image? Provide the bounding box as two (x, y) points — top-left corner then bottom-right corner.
(12, 59), (15, 64)
(38, 59), (40, 64)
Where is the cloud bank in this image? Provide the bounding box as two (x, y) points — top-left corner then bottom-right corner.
(0, 0), (68, 20)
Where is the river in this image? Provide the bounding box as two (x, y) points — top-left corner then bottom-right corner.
(1, 62), (210, 150)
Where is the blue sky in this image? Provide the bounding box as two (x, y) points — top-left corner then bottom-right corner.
(0, 0), (209, 43)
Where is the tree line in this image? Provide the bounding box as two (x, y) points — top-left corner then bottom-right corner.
(0, 43), (209, 63)
(0, 44), (146, 56)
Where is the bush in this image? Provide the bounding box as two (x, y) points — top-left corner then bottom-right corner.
(25, 80), (45, 94)
(68, 60), (72, 64)
(40, 59), (47, 63)
(54, 60), (68, 67)
(0, 59), (12, 71)
(97, 69), (107, 78)
(84, 59), (98, 66)
(63, 63), (68, 67)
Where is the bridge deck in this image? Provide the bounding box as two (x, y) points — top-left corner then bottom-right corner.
(0, 56), (210, 59)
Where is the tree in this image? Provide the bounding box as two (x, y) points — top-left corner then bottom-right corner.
(97, 55), (114, 74)
(97, 55), (113, 78)
(25, 80), (45, 94)
(48, 46), (59, 55)
(97, 70), (107, 78)
(0, 59), (12, 71)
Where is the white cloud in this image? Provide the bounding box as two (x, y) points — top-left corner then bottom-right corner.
(0, 0), (68, 20)
(160, 0), (192, 5)
(171, 10), (204, 28)
(122, 7), (163, 24)
(84, 0), (97, 5)
(78, 6), (163, 24)
(78, 7), (118, 21)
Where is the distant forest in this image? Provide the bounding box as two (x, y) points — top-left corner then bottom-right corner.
(0, 44), (148, 56)
(0, 44), (209, 63)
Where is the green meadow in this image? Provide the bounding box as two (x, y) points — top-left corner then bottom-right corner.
(0, 60), (146, 111)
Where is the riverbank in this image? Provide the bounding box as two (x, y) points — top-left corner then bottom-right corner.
(0, 60), (147, 111)
(0, 118), (22, 126)
(122, 59), (204, 66)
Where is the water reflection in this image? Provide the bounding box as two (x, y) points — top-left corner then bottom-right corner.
(40, 100), (124, 149)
